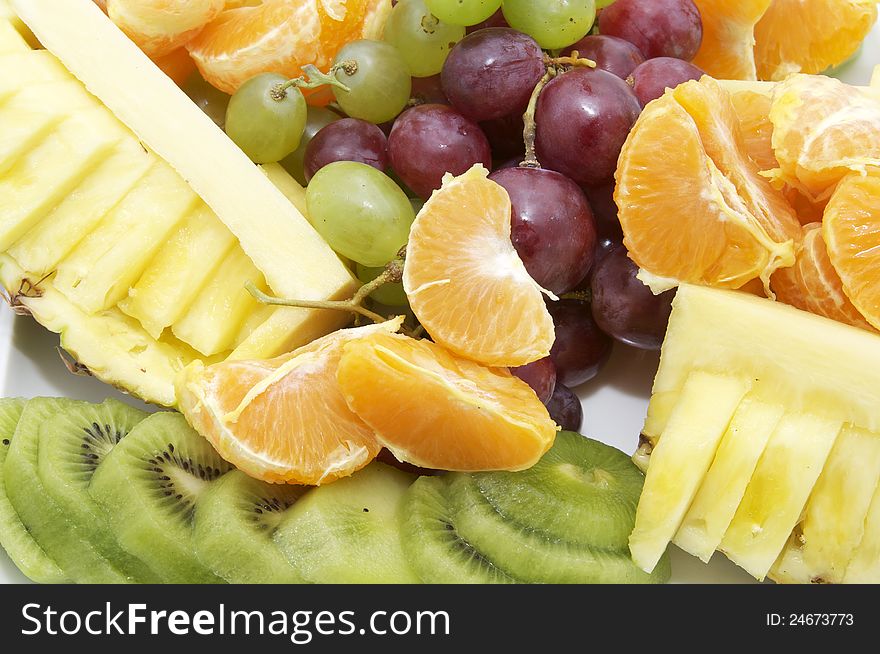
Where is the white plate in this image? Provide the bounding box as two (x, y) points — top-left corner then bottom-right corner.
(2, 24), (879, 584)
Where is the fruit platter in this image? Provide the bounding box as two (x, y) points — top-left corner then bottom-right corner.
(2, 0), (880, 586)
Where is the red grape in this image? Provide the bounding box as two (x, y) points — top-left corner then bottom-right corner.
(545, 383), (583, 432)
(599, 0), (703, 61)
(590, 246), (675, 350)
(628, 56), (705, 106)
(388, 103), (492, 199)
(489, 166), (596, 294)
(304, 118), (388, 181)
(410, 74), (450, 105)
(535, 67), (641, 187)
(466, 8), (510, 33)
(441, 28), (545, 122)
(547, 299), (613, 386)
(562, 34), (645, 80)
(480, 113), (525, 161)
(511, 356), (557, 404)
(582, 182), (623, 243)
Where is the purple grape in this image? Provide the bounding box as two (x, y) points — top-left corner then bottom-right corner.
(628, 57), (705, 106)
(466, 8), (510, 33)
(441, 28), (545, 122)
(582, 182), (623, 244)
(410, 74), (450, 106)
(535, 68), (641, 187)
(489, 166), (596, 294)
(561, 35), (645, 80)
(545, 383), (583, 432)
(599, 0), (703, 61)
(388, 103), (492, 199)
(480, 113), (525, 161)
(304, 118), (388, 182)
(511, 356), (557, 404)
(547, 299), (613, 386)
(590, 245), (675, 350)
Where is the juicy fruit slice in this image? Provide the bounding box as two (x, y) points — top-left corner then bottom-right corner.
(691, 0), (771, 80)
(755, 0), (879, 81)
(337, 331), (557, 472)
(175, 321), (400, 485)
(0, 398), (67, 583)
(730, 89), (776, 172)
(770, 75), (880, 199)
(37, 398), (161, 582)
(629, 371), (749, 573)
(845, 482), (880, 582)
(107, 0), (224, 58)
(89, 412), (231, 583)
(616, 78), (799, 293)
(674, 398), (783, 562)
(193, 469), (305, 583)
(719, 413), (840, 580)
(823, 172), (880, 331)
(274, 463), (418, 583)
(403, 165), (554, 367)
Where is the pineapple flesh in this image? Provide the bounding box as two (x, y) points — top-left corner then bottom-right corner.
(633, 284), (880, 583)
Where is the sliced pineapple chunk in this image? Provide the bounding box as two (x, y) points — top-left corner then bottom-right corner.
(119, 203), (236, 339)
(674, 398), (784, 562)
(53, 161), (198, 313)
(629, 371), (750, 573)
(843, 482), (880, 583)
(0, 50), (70, 93)
(0, 19), (28, 52)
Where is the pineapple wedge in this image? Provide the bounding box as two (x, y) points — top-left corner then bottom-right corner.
(0, 16), (27, 52)
(844, 483), (880, 582)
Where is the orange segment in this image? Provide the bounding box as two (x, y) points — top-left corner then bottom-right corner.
(730, 89), (776, 172)
(755, 0), (879, 81)
(337, 331), (558, 472)
(823, 171), (880, 331)
(402, 165), (555, 368)
(186, 0), (391, 95)
(153, 47), (197, 87)
(772, 223), (875, 331)
(107, 0), (225, 58)
(615, 77), (799, 293)
(691, 0), (771, 80)
(770, 74), (880, 200)
(175, 319), (403, 485)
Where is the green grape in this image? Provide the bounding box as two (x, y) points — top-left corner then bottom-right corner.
(279, 106), (341, 185)
(306, 161), (415, 267)
(225, 73), (307, 163)
(501, 0), (596, 50)
(425, 0), (502, 26)
(356, 263), (409, 307)
(333, 40), (412, 124)
(384, 0), (465, 77)
(184, 73), (230, 129)
(595, 0), (615, 7)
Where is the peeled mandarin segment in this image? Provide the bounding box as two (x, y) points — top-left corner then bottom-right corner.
(615, 82), (795, 293)
(770, 74), (880, 199)
(755, 0), (879, 82)
(823, 172), (880, 331)
(691, 0), (771, 80)
(730, 89), (777, 173)
(107, 0), (225, 58)
(153, 46), (196, 87)
(402, 165), (554, 367)
(175, 319), (404, 486)
(336, 331), (558, 472)
(771, 223), (876, 331)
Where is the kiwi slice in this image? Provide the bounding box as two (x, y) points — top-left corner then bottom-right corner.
(0, 398), (68, 583)
(37, 398), (162, 582)
(193, 469), (306, 583)
(89, 412), (232, 584)
(274, 463), (419, 583)
(400, 475), (518, 584)
(5, 397), (140, 583)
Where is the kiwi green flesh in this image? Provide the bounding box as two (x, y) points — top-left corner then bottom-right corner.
(194, 470), (305, 583)
(89, 412), (231, 584)
(0, 398), (68, 583)
(275, 463), (419, 583)
(449, 474), (670, 584)
(470, 431), (646, 551)
(400, 475), (518, 584)
(5, 397), (138, 583)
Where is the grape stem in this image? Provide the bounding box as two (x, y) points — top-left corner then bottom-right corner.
(521, 69), (555, 169)
(546, 51), (597, 70)
(271, 64), (350, 101)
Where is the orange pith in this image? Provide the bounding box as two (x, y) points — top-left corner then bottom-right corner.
(755, 0), (879, 81)
(402, 165), (555, 368)
(186, 0), (391, 96)
(691, 0), (771, 80)
(615, 77), (799, 293)
(174, 320), (404, 485)
(822, 170), (880, 332)
(336, 331), (558, 472)
(107, 0), (225, 58)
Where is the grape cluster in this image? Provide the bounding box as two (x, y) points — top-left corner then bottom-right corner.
(192, 0), (707, 431)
